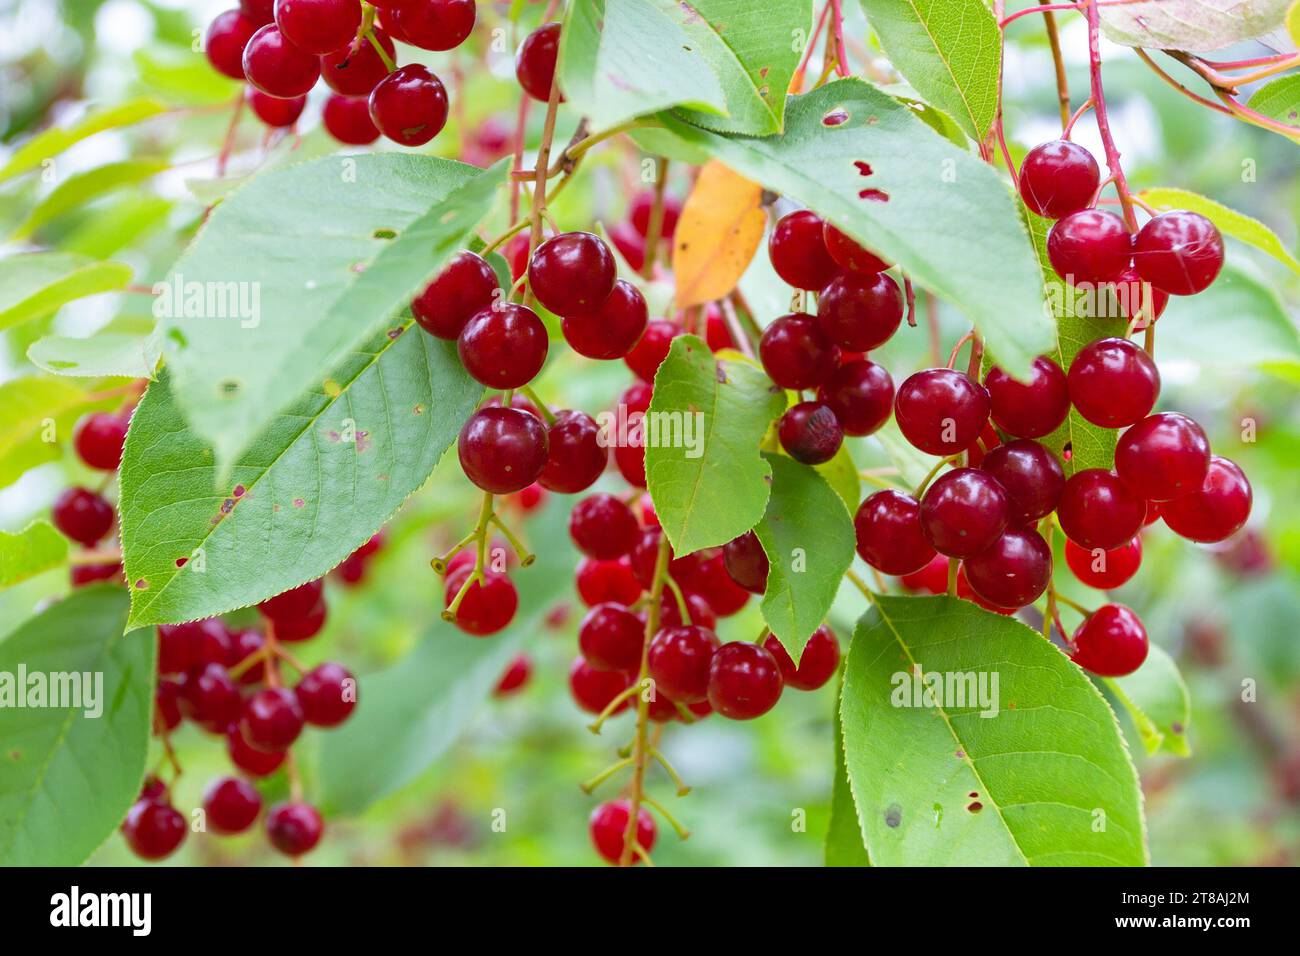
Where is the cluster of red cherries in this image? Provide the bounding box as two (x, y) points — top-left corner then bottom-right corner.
(50, 409), (132, 586)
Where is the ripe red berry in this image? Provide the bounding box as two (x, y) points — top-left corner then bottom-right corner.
(369, 64), (448, 146)
(984, 357), (1069, 439)
(578, 603), (644, 673)
(920, 468), (1010, 559)
(206, 9), (258, 80)
(625, 319), (683, 382)
(894, 369), (990, 456)
(681, 552), (750, 617)
(458, 304), (548, 388)
(74, 411), (129, 471)
(704, 303), (736, 352)
(157, 618), (231, 675)
(1047, 208), (1132, 284)
(562, 278), (648, 359)
(707, 641), (784, 720)
(503, 233), (530, 281)
(295, 662), (356, 726)
(227, 725), (286, 777)
(769, 210), (839, 290)
(203, 776), (263, 834)
(494, 654), (533, 696)
(412, 251), (498, 339)
(321, 92), (380, 144)
(390, 0), (475, 51)
(763, 625), (839, 691)
(273, 0), (360, 54)
(1065, 537), (1142, 590)
(854, 489), (936, 575)
(275, 599), (327, 641)
(647, 625), (718, 703)
(516, 22), (563, 102)
(609, 221), (646, 272)
(900, 554), (949, 594)
(1133, 210), (1224, 295)
(240, 686), (305, 752)
(52, 487), (114, 546)
(246, 88), (306, 127)
(589, 799), (654, 865)
(154, 680), (182, 734)
(1160, 456), (1252, 543)
(657, 590), (717, 631)
(258, 578), (324, 621)
(963, 526), (1052, 609)
(1070, 604), (1148, 676)
(778, 401), (843, 465)
(569, 493), (640, 559)
(71, 559), (123, 588)
(528, 231), (615, 316)
(458, 406), (549, 495)
(240, 0), (275, 24)
(1057, 469), (1147, 550)
(226, 628), (267, 684)
(1115, 412), (1211, 501)
(569, 657), (633, 714)
(539, 410), (606, 494)
(266, 801), (324, 856)
(1110, 268), (1168, 325)
(980, 439), (1065, 524)
(123, 800), (186, 860)
(817, 272), (903, 351)
(630, 190), (682, 239)
(613, 441), (646, 489)
(722, 531), (769, 594)
(242, 23), (320, 97)
(956, 563), (1016, 615)
(759, 312), (839, 389)
(1067, 337), (1159, 428)
(320, 28), (394, 95)
(444, 566), (519, 635)
(178, 663), (242, 731)
(1017, 140), (1100, 219)
(629, 527), (670, 588)
(822, 222), (889, 274)
(576, 557), (642, 607)
(816, 359), (893, 437)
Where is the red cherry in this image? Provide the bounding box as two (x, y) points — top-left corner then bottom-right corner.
(629, 527), (669, 588)
(458, 304), (548, 388)
(822, 222), (890, 274)
(178, 663), (242, 731)
(240, 0), (276, 24)
(625, 319), (683, 382)
(503, 233), (530, 280)
(528, 231), (615, 316)
(1057, 469), (1147, 550)
(657, 590), (717, 632)
(258, 578), (324, 621)
(609, 221), (646, 272)
(613, 441), (646, 489)
(778, 401), (843, 465)
(391, 0), (475, 51)
(74, 412), (129, 470)
(539, 410), (607, 494)
(71, 560), (124, 588)
(322, 93), (380, 144)
(984, 357), (1069, 439)
(1065, 537), (1142, 590)
(1047, 208), (1132, 285)
(1017, 140), (1100, 219)
(579, 603), (644, 672)
(759, 313), (839, 390)
(240, 686), (304, 752)
(494, 654), (533, 696)
(575, 557), (642, 607)
(1115, 412), (1211, 502)
(206, 9), (258, 80)
(52, 487), (114, 546)
(818, 359), (893, 437)
(227, 725), (287, 777)
(516, 22), (563, 102)
(274, 599), (327, 641)
(919, 468), (1010, 559)
(157, 618), (231, 675)
(226, 628), (267, 685)
(266, 801), (323, 856)
(648, 625), (719, 703)
(817, 272), (903, 351)
(295, 661), (356, 726)
(955, 564), (1017, 615)
(704, 303), (736, 352)
(763, 625), (840, 691)
(242, 23), (321, 98)
(1160, 456), (1252, 543)
(769, 210), (839, 290)
(412, 252), (499, 339)
(245, 88), (306, 127)
(1067, 337), (1160, 429)
(589, 799), (654, 865)
(203, 776), (263, 834)
(457, 406), (549, 495)
(894, 369), (990, 456)
(123, 800), (186, 860)
(320, 28), (394, 96)
(900, 554), (949, 594)
(681, 552), (750, 617)
(1109, 268), (1168, 326)
(154, 680), (182, 734)
(980, 439), (1065, 525)
(569, 657), (633, 714)
(854, 489), (936, 575)
(369, 64), (448, 146)
(444, 567), (519, 635)
(569, 493), (639, 559)
(562, 279), (648, 359)
(707, 641), (783, 720)
(631, 190), (683, 239)
(963, 527), (1052, 609)
(1134, 210), (1224, 295)
(1070, 604), (1148, 676)
(273, 0), (361, 54)
(722, 530), (768, 594)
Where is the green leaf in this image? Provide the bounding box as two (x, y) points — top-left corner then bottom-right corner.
(659, 80), (1052, 377)
(0, 376), (119, 490)
(1140, 186), (1300, 274)
(0, 521), (69, 590)
(826, 701), (872, 866)
(119, 329), (483, 628)
(1245, 73), (1300, 143)
(857, 0), (1002, 140)
(62, 195), (173, 259)
(1105, 645), (1192, 758)
(28, 329), (163, 380)
(13, 160), (168, 238)
(754, 455), (855, 658)
(1100, 0), (1292, 54)
(133, 48), (241, 106)
(161, 154), (507, 474)
(645, 335), (787, 555)
(561, 0), (811, 135)
(0, 252), (133, 332)
(0, 98), (168, 183)
(0, 586), (154, 866)
(840, 594), (1147, 866)
(872, 418), (933, 485)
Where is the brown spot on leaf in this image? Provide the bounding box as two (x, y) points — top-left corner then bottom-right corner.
(175, 557), (188, 568)
(293, 498), (305, 508)
(884, 803), (902, 828)
(967, 801), (984, 813)
(388, 326), (404, 339)
(233, 485), (246, 498)
(134, 578), (149, 590)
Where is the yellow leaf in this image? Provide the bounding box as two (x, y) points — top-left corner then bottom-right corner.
(1289, 0), (1300, 46)
(672, 160), (766, 310)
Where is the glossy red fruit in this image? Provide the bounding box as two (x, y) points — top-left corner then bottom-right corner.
(206, 9), (258, 80)
(681, 552), (750, 617)
(722, 531), (768, 594)
(52, 487), (114, 546)
(919, 468), (1010, 559)
(1134, 210), (1224, 295)
(1070, 604), (1148, 676)
(320, 27), (394, 95)
(657, 590), (717, 632)
(391, 0), (475, 51)
(579, 603), (644, 673)
(1067, 337), (1160, 428)
(822, 222), (889, 274)
(275, 599), (327, 641)
(769, 210), (839, 291)
(609, 221), (646, 272)
(258, 578), (323, 621)
(226, 628), (267, 685)
(900, 554), (949, 595)
(620, 381), (651, 420)
(1115, 412), (1211, 501)
(503, 233), (531, 281)
(980, 439), (1065, 525)
(71, 559), (124, 588)
(443, 566), (519, 635)
(458, 304), (548, 388)
(242, 23), (320, 97)
(412, 252), (498, 339)
(704, 303), (736, 352)
(178, 663), (242, 731)
(1109, 268), (1168, 325)
(589, 799), (654, 865)
(74, 412), (129, 470)
(763, 625), (839, 691)
(984, 357), (1069, 439)
(1057, 469), (1147, 550)
(321, 93), (380, 144)
(576, 557), (641, 607)
(569, 657), (633, 714)
(240, 687), (304, 752)
(494, 654), (532, 696)
(1065, 537), (1142, 590)
(1017, 140), (1100, 219)
(295, 662), (356, 726)
(624, 319), (683, 382)
(138, 775), (168, 803)
(613, 441), (646, 489)
(240, 0), (276, 23)
(369, 64), (448, 146)
(266, 801), (323, 856)
(569, 493), (639, 560)
(154, 679), (182, 733)
(647, 625), (719, 703)
(516, 22), (563, 102)
(707, 642), (783, 720)
(1047, 208), (1132, 285)
(204, 777), (263, 834)
(778, 401), (843, 465)
(629, 527), (669, 588)
(967, 421), (1002, 468)
(528, 232), (615, 317)
(123, 800), (186, 860)
(759, 313), (839, 389)
(273, 0), (360, 54)
(818, 359), (893, 437)
(157, 618), (231, 675)
(562, 279), (648, 360)
(227, 725), (287, 776)
(246, 88), (306, 127)
(458, 406), (549, 495)
(854, 490), (936, 575)
(956, 564), (1016, 615)
(1160, 456), (1252, 543)
(539, 411), (606, 494)
(963, 527), (1052, 609)
(894, 369), (990, 456)
(817, 272), (903, 351)
(631, 190), (683, 239)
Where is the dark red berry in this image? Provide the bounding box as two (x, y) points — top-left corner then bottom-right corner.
(240, 686), (304, 752)
(579, 603), (644, 673)
(625, 319), (683, 382)
(74, 412), (129, 470)
(822, 222), (889, 274)
(1067, 337), (1160, 428)
(980, 439), (1065, 525)
(919, 468), (1010, 559)
(705, 304), (735, 352)
(613, 441), (646, 489)
(900, 554), (949, 594)
(528, 231), (615, 316)
(575, 557), (641, 607)
(609, 221), (646, 272)
(759, 313), (839, 389)
(569, 493), (640, 559)
(1070, 604), (1148, 676)
(562, 279), (647, 359)
(226, 628), (267, 684)
(369, 64), (448, 146)
(227, 725), (286, 777)
(1057, 469), (1147, 550)
(458, 304), (548, 388)
(494, 654), (532, 696)
(246, 88), (306, 127)
(1047, 208), (1132, 284)
(722, 531), (768, 594)
(657, 591), (716, 631)
(1065, 537), (1142, 590)
(157, 618), (231, 675)
(516, 22), (563, 102)
(178, 663), (242, 731)
(322, 93), (380, 144)
(1110, 268), (1168, 325)
(589, 799), (654, 865)
(203, 776), (262, 834)
(817, 272), (903, 351)
(503, 233), (530, 281)
(295, 662), (356, 726)
(275, 599), (327, 642)
(52, 487), (114, 546)
(777, 401), (843, 465)
(569, 657), (633, 714)
(854, 489), (936, 575)
(631, 190), (682, 239)
(240, 0), (275, 24)
(138, 775), (168, 803)
(769, 210), (838, 291)
(1115, 412), (1211, 501)
(818, 359), (893, 437)
(629, 527), (669, 588)
(71, 560), (123, 588)
(390, 0), (475, 51)
(1134, 210), (1224, 295)
(963, 526), (1052, 609)
(647, 625), (718, 703)
(956, 563), (1016, 615)
(206, 9), (257, 80)
(154, 679), (182, 733)
(894, 369), (990, 456)
(680, 552), (749, 617)
(1160, 456), (1252, 543)
(123, 800), (186, 860)
(242, 23), (320, 98)
(258, 578), (323, 621)
(458, 406), (549, 495)
(412, 252), (498, 339)
(320, 27), (394, 95)
(984, 357), (1069, 439)
(763, 625), (839, 691)
(539, 410), (606, 494)
(707, 641), (783, 720)
(444, 566), (519, 635)
(266, 801), (323, 856)
(1017, 140), (1100, 219)
(273, 0), (360, 54)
